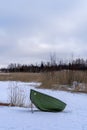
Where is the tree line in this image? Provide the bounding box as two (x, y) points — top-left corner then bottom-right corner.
(1, 58), (87, 73)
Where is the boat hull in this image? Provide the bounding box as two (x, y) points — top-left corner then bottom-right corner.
(30, 89), (66, 112)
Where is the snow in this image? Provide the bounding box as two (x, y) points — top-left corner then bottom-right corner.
(0, 81), (87, 130)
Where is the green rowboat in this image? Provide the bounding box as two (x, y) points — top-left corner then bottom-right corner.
(30, 89), (66, 112)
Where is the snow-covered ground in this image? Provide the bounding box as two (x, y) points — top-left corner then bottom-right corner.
(0, 81), (87, 130)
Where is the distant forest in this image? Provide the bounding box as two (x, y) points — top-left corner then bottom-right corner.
(1, 58), (87, 72)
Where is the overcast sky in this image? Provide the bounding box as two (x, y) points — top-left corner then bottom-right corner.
(0, 0), (87, 67)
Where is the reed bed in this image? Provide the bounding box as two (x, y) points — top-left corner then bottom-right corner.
(0, 71), (87, 93)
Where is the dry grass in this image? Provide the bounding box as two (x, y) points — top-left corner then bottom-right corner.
(39, 70), (87, 93)
(0, 71), (87, 93)
(0, 72), (42, 82)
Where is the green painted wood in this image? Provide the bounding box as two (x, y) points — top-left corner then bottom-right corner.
(30, 89), (67, 112)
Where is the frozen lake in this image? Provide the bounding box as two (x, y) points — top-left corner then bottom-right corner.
(0, 81), (87, 130)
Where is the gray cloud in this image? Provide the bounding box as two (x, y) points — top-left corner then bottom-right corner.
(0, 0), (87, 67)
